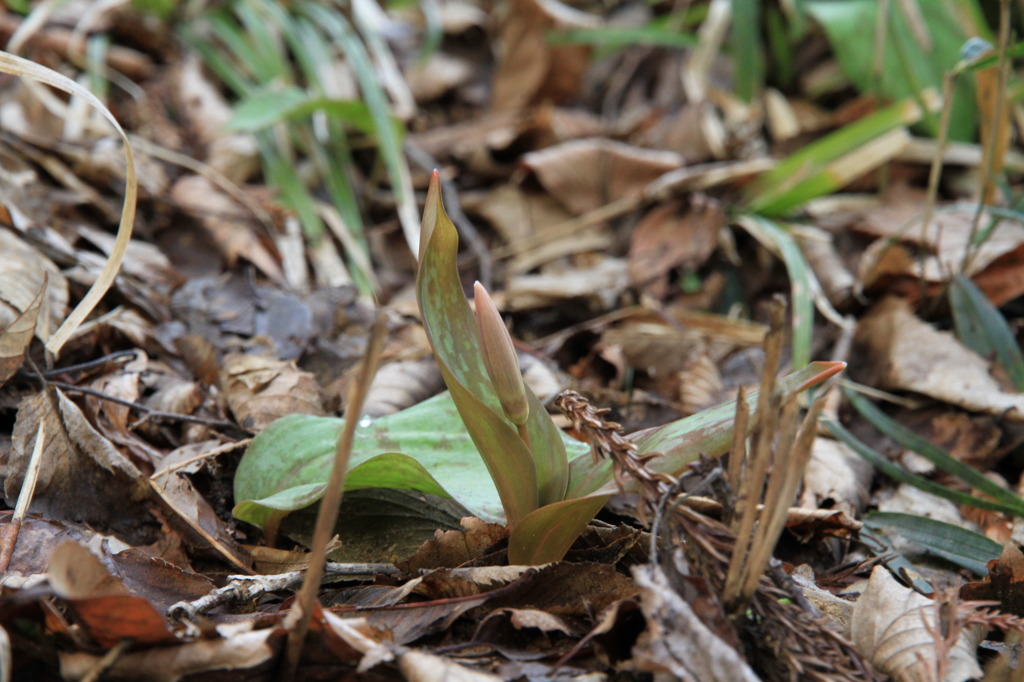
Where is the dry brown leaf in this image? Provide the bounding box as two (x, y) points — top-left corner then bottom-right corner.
(857, 297), (1024, 421)
(175, 54), (259, 182)
(6, 388), (159, 544)
(398, 517), (509, 571)
(48, 541), (178, 649)
(491, 0), (599, 110)
(150, 442), (253, 573)
(854, 186), (1024, 303)
(631, 561), (759, 682)
(405, 51), (475, 102)
(221, 353), (324, 432)
(520, 139), (683, 215)
(169, 175), (284, 283)
(851, 566), (984, 682)
(628, 198), (723, 297)
(0, 277), (44, 386)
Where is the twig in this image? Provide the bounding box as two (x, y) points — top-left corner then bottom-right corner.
(46, 381), (243, 432)
(278, 311), (386, 681)
(167, 562), (402, 623)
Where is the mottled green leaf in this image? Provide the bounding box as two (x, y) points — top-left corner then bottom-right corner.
(416, 172), (568, 522)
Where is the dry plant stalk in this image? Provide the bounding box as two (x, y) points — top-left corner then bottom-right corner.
(560, 296), (873, 680)
(554, 391), (673, 526)
(279, 312), (387, 681)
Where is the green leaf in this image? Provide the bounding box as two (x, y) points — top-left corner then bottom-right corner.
(233, 392), (589, 529)
(744, 97), (931, 215)
(416, 173), (569, 523)
(950, 274), (1024, 391)
(618, 361), (847, 492)
(825, 418), (1024, 516)
(508, 495), (611, 565)
(863, 512), (1001, 575)
(228, 86), (377, 134)
(843, 386), (1024, 513)
(733, 217), (819, 368)
(804, 0), (982, 141)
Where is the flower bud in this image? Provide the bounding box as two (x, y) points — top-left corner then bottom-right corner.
(474, 282), (529, 426)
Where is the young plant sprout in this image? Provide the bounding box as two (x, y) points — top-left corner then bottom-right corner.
(474, 282), (532, 449)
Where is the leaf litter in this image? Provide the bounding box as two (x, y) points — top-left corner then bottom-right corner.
(1, 0), (1024, 680)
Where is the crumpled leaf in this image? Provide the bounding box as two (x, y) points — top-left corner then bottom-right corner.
(851, 566), (985, 682)
(221, 353), (324, 432)
(5, 388), (159, 544)
(0, 277), (44, 387)
(857, 297), (1024, 421)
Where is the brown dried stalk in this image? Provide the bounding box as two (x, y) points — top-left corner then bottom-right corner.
(555, 389), (674, 525)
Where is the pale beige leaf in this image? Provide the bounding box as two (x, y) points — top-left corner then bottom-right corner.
(0, 50), (137, 358)
(221, 353), (324, 432)
(0, 229), (68, 343)
(505, 258), (629, 311)
(851, 566), (984, 682)
(59, 629), (274, 682)
(857, 297), (1024, 421)
(0, 278), (44, 386)
(800, 437), (873, 514)
(47, 541), (126, 599)
(398, 649), (501, 682)
(632, 561), (760, 682)
(363, 359), (444, 417)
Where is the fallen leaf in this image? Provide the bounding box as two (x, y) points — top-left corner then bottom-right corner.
(0, 278), (44, 387)
(857, 297), (1024, 421)
(628, 198), (723, 297)
(6, 388), (160, 544)
(170, 175), (283, 283)
(520, 139), (682, 215)
(851, 566), (984, 681)
(221, 353), (325, 432)
(491, 0), (599, 110)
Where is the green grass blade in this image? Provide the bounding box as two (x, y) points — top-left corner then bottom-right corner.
(824, 419), (1024, 516)
(950, 274), (1024, 391)
(733, 216), (817, 368)
(863, 511), (1000, 575)
(844, 386), (1024, 512)
(730, 0), (763, 102)
(744, 97), (932, 215)
(305, 1), (420, 254)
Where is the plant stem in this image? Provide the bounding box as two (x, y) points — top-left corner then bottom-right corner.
(278, 311), (386, 681)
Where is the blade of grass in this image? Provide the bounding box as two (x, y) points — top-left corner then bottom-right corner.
(305, 2), (420, 256)
(825, 418), (1024, 515)
(744, 95), (936, 215)
(733, 216), (829, 369)
(950, 274), (1024, 391)
(863, 511), (1000, 575)
(730, 0), (763, 102)
(844, 385), (1024, 512)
